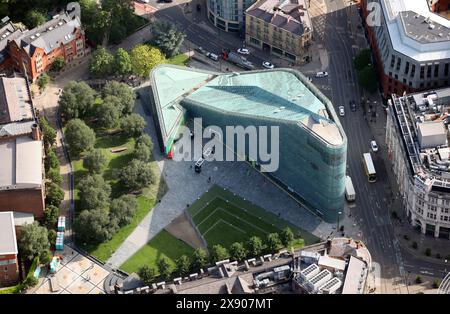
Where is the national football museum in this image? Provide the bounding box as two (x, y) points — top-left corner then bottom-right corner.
(147, 65), (347, 223)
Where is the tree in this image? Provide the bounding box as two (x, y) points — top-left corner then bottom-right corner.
(23, 275), (38, 288)
(121, 113), (146, 137)
(79, 0), (109, 46)
(25, 9), (46, 29)
(46, 182), (64, 207)
(97, 96), (121, 129)
(353, 49), (372, 71)
(50, 55), (65, 72)
(75, 208), (115, 243)
(114, 48), (132, 76)
(78, 174), (111, 211)
(134, 141), (151, 162)
(65, 119), (96, 158)
(17, 222), (50, 261)
(102, 0), (140, 45)
(120, 159), (154, 192)
(39, 116), (56, 150)
(130, 44), (166, 77)
(175, 255), (191, 277)
(44, 148), (59, 172)
(48, 229), (57, 247)
(109, 194), (138, 227)
(83, 149), (108, 174)
(90, 47), (114, 78)
(137, 134), (153, 150)
(150, 19), (186, 58)
(266, 233), (282, 253)
(280, 227), (294, 247)
(44, 205), (60, 227)
(229, 242), (247, 262)
(157, 257), (171, 279)
(40, 249), (52, 265)
(46, 167), (62, 185)
(210, 244), (229, 263)
(102, 81), (136, 115)
(192, 248), (208, 271)
(246, 236), (264, 257)
(138, 265), (156, 285)
(59, 82), (96, 120)
(358, 65), (378, 94)
(37, 73), (49, 91)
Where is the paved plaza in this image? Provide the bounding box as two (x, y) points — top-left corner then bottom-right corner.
(33, 246), (109, 294)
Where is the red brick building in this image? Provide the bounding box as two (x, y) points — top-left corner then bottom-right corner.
(0, 212), (19, 287)
(430, 0), (450, 12)
(7, 12), (86, 82)
(0, 76), (45, 219)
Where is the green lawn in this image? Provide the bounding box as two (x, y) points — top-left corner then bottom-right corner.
(120, 230), (195, 274)
(73, 131), (167, 261)
(188, 185), (320, 249)
(167, 54), (189, 66)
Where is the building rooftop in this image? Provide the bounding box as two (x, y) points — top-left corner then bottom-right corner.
(246, 0), (312, 36)
(389, 87), (450, 191)
(380, 0), (450, 62)
(14, 12), (82, 57)
(0, 76), (33, 124)
(151, 65), (344, 147)
(13, 211), (34, 226)
(0, 211), (18, 255)
(341, 256), (367, 294)
(0, 135), (43, 190)
(0, 17), (23, 63)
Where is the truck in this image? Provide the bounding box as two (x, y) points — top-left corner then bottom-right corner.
(345, 175), (356, 201)
(224, 52), (254, 70)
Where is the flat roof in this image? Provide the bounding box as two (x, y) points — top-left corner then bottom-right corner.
(0, 77), (33, 124)
(151, 65), (344, 146)
(318, 255), (346, 271)
(13, 211), (34, 226)
(0, 211), (18, 255)
(342, 256), (366, 294)
(0, 135), (43, 190)
(417, 121), (446, 137)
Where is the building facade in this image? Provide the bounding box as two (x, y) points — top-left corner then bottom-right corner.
(207, 0), (256, 32)
(148, 65), (347, 223)
(361, 0), (450, 98)
(0, 212), (19, 288)
(245, 0), (312, 64)
(386, 87), (450, 238)
(0, 76), (45, 219)
(6, 11), (85, 82)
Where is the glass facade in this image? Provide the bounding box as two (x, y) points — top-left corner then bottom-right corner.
(208, 0), (256, 30)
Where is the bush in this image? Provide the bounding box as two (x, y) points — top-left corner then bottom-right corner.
(44, 205), (60, 227)
(46, 182), (64, 207)
(432, 280), (440, 289)
(40, 249), (52, 265)
(23, 276), (38, 288)
(48, 229), (57, 247)
(37, 73), (49, 91)
(46, 167), (62, 185)
(39, 116), (56, 150)
(415, 276), (423, 284)
(50, 56), (65, 72)
(44, 148), (59, 172)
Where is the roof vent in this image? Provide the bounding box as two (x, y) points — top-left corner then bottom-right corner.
(58, 21), (63, 26)
(429, 24), (435, 30)
(52, 14), (60, 19)
(30, 35), (35, 40)
(35, 33), (40, 37)
(48, 26), (53, 31)
(1, 34), (6, 39)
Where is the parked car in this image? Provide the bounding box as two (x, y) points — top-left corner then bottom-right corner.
(237, 48), (250, 55)
(206, 52), (219, 61)
(371, 140), (378, 152)
(315, 71), (328, 78)
(262, 61), (274, 69)
(338, 106), (345, 117)
(196, 46), (206, 54)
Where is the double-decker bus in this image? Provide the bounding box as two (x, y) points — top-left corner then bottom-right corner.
(362, 153), (376, 182)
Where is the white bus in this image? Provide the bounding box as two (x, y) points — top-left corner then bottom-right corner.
(345, 175), (356, 201)
(362, 153), (376, 182)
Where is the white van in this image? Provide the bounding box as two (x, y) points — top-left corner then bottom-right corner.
(345, 175), (356, 202)
(206, 52), (219, 61)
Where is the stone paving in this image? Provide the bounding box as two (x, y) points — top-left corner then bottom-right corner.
(33, 246), (109, 294)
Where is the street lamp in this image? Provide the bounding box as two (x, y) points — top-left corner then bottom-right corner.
(337, 211), (342, 234)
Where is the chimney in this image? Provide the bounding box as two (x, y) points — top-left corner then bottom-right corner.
(31, 123), (41, 141)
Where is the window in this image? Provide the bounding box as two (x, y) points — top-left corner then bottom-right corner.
(434, 64), (439, 77)
(420, 65), (425, 79)
(390, 55), (395, 68)
(396, 57), (401, 71)
(411, 64), (416, 77)
(427, 64), (432, 78)
(404, 61), (410, 75)
(445, 63), (449, 76)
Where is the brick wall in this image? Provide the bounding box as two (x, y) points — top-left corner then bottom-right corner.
(0, 254), (19, 287)
(0, 189), (45, 218)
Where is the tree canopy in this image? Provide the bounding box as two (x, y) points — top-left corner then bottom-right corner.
(157, 257), (171, 279)
(97, 96), (122, 129)
(266, 233), (282, 253)
(90, 47), (114, 78)
(358, 65), (378, 94)
(83, 149), (108, 174)
(109, 194), (138, 227)
(246, 236), (264, 257)
(102, 81), (135, 115)
(121, 113), (146, 138)
(65, 119), (96, 157)
(192, 248), (208, 271)
(119, 159), (154, 192)
(150, 19), (186, 58)
(18, 222), (50, 261)
(130, 44), (166, 77)
(229, 242), (247, 262)
(114, 48), (132, 76)
(75, 208), (116, 243)
(59, 82), (96, 120)
(24, 9), (46, 29)
(77, 174), (111, 210)
(353, 49), (372, 71)
(210, 244), (229, 263)
(175, 255), (191, 277)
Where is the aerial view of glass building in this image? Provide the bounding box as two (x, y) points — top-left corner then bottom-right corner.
(147, 65), (347, 223)
(207, 0), (256, 32)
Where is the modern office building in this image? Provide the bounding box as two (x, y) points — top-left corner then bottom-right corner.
(245, 0), (313, 64)
(386, 87), (450, 238)
(147, 65), (347, 223)
(0, 76), (45, 219)
(361, 0), (450, 98)
(207, 0), (256, 32)
(0, 211), (19, 288)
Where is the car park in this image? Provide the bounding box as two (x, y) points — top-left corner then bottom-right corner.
(237, 48), (250, 55)
(315, 71), (328, 78)
(371, 140), (378, 152)
(262, 61), (274, 69)
(339, 106), (345, 117)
